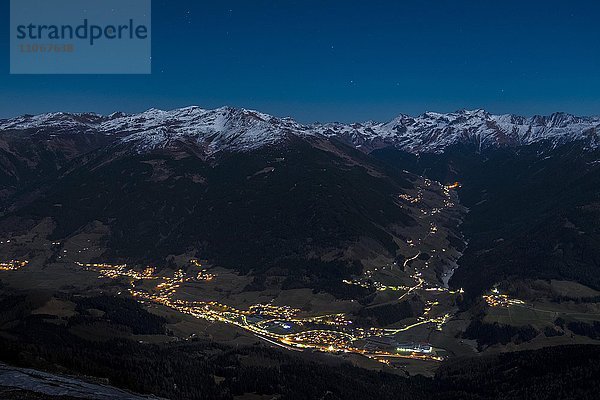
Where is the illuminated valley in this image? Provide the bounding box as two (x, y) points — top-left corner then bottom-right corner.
(0, 176), (469, 368)
(52, 179), (467, 365)
(75, 259), (451, 363)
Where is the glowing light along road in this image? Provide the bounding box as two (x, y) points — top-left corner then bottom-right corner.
(75, 261), (447, 363)
(398, 251), (423, 302)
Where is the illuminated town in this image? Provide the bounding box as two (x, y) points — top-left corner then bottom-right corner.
(74, 258), (455, 363)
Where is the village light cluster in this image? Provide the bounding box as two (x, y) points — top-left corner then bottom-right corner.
(0, 260), (29, 271)
(483, 287), (526, 308)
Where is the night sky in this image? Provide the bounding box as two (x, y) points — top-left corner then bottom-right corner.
(1, 0), (600, 122)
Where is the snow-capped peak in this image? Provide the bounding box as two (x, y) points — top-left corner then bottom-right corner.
(0, 106), (311, 154)
(107, 106), (311, 153)
(314, 109), (600, 153)
(1, 107), (599, 154)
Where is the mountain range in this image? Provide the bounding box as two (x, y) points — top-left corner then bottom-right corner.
(1, 107), (599, 155)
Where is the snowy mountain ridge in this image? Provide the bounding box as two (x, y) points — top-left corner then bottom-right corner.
(1, 106), (599, 154)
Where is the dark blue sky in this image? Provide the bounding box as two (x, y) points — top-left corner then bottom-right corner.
(2, 0), (600, 122)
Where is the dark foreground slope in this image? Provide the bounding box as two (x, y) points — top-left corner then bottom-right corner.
(434, 345), (600, 400)
(0, 287), (598, 400)
(0, 362), (160, 400)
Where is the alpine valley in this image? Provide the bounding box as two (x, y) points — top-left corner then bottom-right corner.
(1, 106), (600, 400)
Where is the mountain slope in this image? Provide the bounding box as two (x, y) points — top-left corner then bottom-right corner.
(373, 142), (600, 298)
(0, 130), (115, 205)
(1, 132), (425, 296)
